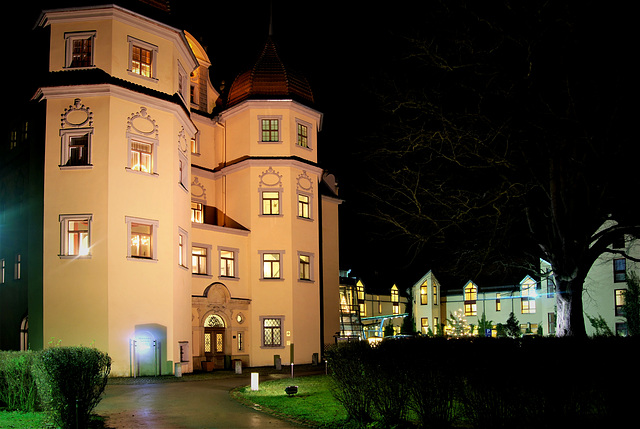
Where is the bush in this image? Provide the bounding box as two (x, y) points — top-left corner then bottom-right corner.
(33, 346), (111, 429)
(0, 350), (40, 412)
(325, 341), (374, 424)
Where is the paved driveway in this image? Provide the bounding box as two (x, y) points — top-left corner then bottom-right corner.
(95, 370), (317, 428)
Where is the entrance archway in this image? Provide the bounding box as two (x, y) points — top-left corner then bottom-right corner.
(204, 314), (225, 369)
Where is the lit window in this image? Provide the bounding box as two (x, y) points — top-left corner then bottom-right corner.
(220, 250), (235, 277)
(190, 137), (198, 154)
(521, 282), (536, 314)
(421, 318), (429, 334)
(433, 284), (438, 305)
(262, 317), (282, 347)
(299, 254), (311, 280)
(1, 259), (5, 284)
(131, 141), (152, 173)
(128, 36), (157, 79)
(614, 258), (626, 283)
(191, 202), (203, 223)
(126, 217), (158, 260)
(464, 283), (477, 316)
(262, 253), (281, 279)
(178, 153), (188, 189)
(60, 129), (92, 167)
(420, 283), (428, 305)
(496, 293), (501, 311)
(297, 123), (308, 148)
(59, 214), (92, 257)
(298, 194), (310, 219)
(615, 289), (626, 316)
(262, 191), (280, 215)
(261, 119), (279, 142)
(192, 246), (207, 274)
(392, 285), (399, 315)
(65, 32), (95, 68)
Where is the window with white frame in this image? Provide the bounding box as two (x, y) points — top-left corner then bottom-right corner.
(191, 246), (209, 275)
(129, 139), (154, 174)
(261, 252), (282, 279)
(59, 214), (92, 257)
(614, 258), (626, 283)
(261, 191), (281, 215)
(295, 119), (312, 149)
(128, 36), (157, 79)
(521, 282), (536, 314)
(420, 282), (428, 305)
(178, 62), (188, 102)
(178, 152), (188, 189)
(65, 31), (95, 68)
(262, 317), (283, 347)
(60, 129), (92, 167)
(178, 228), (188, 268)
(220, 248), (237, 278)
(260, 118), (280, 142)
(298, 252), (312, 281)
(297, 193), (310, 219)
(126, 216), (158, 260)
(191, 202), (203, 223)
(464, 283), (477, 316)
(1, 259), (5, 284)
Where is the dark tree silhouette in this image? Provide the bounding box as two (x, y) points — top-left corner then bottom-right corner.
(362, 0), (640, 336)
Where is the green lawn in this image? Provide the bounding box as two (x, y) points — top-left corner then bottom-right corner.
(231, 374), (349, 428)
(0, 411), (52, 428)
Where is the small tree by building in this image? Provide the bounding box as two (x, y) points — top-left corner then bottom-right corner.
(505, 312), (521, 338)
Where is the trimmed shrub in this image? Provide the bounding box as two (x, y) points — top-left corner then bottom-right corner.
(33, 346), (111, 429)
(0, 350), (40, 412)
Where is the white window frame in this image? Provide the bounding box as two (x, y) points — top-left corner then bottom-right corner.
(126, 133), (158, 176)
(14, 254), (21, 280)
(59, 214), (93, 258)
(1, 259), (5, 284)
(191, 243), (211, 276)
(258, 116), (282, 143)
(64, 31), (96, 68)
(60, 128), (93, 168)
(295, 119), (312, 150)
(178, 151), (188, 190)
(219, 246), (239, 279)
(297, 192), (312, 220)
(191, 202), (204, 223)
(260, 189), (283, 216)
(177, 61), (189, 103)
(127, 36), (158, 80)
(297, 251), (314, 282)
(125, 216), (159, 261)
(260, 250), (284, 280)
(178, 227), (188, 268)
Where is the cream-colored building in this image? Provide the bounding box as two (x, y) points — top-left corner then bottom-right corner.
(412, 230), (639, 337)
(1, 3), (341, 377)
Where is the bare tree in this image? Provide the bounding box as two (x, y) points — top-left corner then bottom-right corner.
(362, 0), (640, 336)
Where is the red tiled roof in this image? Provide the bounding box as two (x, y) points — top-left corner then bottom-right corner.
(226, 37), (314, 109)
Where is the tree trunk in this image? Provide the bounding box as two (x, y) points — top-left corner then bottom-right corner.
(554, 276), (587, 337)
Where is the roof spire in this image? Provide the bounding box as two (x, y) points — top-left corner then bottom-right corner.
(268, 1), (273, 36)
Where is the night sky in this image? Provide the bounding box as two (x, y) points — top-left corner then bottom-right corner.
(6, 1), (632, 295)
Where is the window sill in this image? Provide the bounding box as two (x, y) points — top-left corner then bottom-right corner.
(297, 216), (314, 222)
(219, 275), (239, 282)
(127, 256), (157, 263)
(59, 164), (93, 170)
(125, 167), (159, 177)
(59, 254), (92, 259)
(260, 277), (284, 282)
(298, 279), (315, 284)
(258, 140), (283, 144)
(192, 273), (212, 278)
(127, 70), (158, 83)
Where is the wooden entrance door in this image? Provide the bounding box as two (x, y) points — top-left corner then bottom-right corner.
(204, 327), (225, 369)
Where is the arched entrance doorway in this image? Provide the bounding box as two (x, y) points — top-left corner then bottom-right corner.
(204, 314), (225, 369)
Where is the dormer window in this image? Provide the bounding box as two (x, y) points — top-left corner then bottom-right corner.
(65, 32), (95, 68)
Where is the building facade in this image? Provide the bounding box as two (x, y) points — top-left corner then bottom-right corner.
(412, 230), (639, 337)
(0, 2), (341, 377)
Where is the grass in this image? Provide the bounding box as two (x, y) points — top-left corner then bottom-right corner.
(0, 411), (52, 428)
(231, 374), (348, 428)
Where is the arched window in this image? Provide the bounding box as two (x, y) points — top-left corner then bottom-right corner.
(20, 316), (28, 351)
(464, 283), (477, 316)
(204, 314), (225, 328)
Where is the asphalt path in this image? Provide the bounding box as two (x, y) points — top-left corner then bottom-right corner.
(94, 367), (323, 428)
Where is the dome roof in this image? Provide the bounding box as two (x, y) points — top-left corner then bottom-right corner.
(225, 37), (314, 109)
